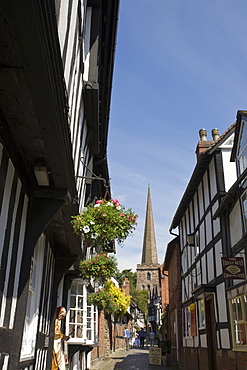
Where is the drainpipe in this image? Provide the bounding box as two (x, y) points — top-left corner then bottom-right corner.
(175, 309), (179, 362)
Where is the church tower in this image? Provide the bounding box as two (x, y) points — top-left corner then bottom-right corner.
(136, 186), (160, 292)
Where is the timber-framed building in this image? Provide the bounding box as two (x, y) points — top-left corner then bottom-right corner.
(169, 125), (240, 370)
(0, 1), (119, 369)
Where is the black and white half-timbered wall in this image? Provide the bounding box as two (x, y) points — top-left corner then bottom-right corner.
(169, 124), (244, 370)
(213, 110), (247, 369)
(0, 1), (119, 369)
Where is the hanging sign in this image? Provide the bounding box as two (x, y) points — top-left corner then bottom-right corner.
(221, 257), (245, 279)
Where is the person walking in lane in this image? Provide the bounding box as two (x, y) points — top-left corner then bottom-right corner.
(138, 327), (146, 348)
(149, 330), (155, 347)
(124, 326), (131, 351)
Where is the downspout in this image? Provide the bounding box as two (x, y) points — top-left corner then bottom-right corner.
(175, 308), (179, 362)
(169, 228), (179, 237)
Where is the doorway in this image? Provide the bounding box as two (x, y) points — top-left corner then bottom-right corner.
(205, 295), (217, 370)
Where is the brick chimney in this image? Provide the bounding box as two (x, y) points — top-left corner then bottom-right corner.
(196, 128), (219, 160)
(122, 278), (130, 296)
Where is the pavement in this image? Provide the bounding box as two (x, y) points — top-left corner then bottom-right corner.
(89, 346), (178, 370)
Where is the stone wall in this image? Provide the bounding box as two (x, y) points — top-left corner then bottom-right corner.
(136, 264), (160, 292)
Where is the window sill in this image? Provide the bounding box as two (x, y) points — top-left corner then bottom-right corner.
(67, 339), (95, 346)
(232, 347), (247, 352)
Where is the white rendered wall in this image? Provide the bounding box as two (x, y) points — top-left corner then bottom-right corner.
(207, 248), (214, 282)
(220, 133), (236, 191)
(212, 200), (220, 237)
(229, 201), (242, 247)
(214, 240), (223, 277)
(203, 172), (210, 209)
(216, 283), (228, 322)
(220, 328), (230, 349)
(209, 160), (217, 199)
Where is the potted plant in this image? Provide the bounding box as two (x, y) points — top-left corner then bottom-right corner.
(79, 253), (118, 281)
(160, 339), (171, 366)
(71, 199), (138, 251)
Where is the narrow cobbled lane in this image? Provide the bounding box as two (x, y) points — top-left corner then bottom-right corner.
(90, 347), (175, 370)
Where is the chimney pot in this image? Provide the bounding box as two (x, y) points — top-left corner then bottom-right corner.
(212, 128), (219, 141)
(199, 129), (207, 141)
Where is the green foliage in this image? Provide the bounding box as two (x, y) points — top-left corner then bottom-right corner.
(79, 253), (118, 281)
(115, 269), (137, 288)
(116, 269), (148, 317)
(160, 339), (172, 355)
(131, 288), (148, 318)
(88, 280), (131, 317)
(71, 199), (138, 249)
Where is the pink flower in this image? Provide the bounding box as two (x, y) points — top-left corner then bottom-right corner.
(96, 200), (104, 204)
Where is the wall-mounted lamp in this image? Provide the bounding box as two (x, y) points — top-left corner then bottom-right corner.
(34, 166), (50, 186)
(186, 234), (195, 246)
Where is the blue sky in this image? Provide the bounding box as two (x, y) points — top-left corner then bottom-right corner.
(107, 0), (247, 272)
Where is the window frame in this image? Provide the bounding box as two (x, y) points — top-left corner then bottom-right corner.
(240, 189), (247, 233)
(237, 119), (247, 176)
(183, 306), (191, 338)
(229, 294), (247, 350)
(198, 298), (205, 329)
(67, 279), (98, 345)
(20, 236), (45, 361)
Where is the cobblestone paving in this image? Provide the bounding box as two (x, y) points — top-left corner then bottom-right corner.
(89, 347), (176, 370)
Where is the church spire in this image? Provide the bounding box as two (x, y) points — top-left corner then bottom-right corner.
(141, 185), (158, 265)
(136, 185), (160, 292)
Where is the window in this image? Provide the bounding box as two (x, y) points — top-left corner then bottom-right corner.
(229, 294), (247, 349)
(183, 303), (197, 337)
(241, 190), (247, 233)
(68, 280), (97, 344)
(183, 307), (191, 337)
(194, 233), (199, 257)
(237, 119), (247, 175)
(147, 272), (151, 281)
(198, 299), (205, 328)
(20, 236), (45, 361)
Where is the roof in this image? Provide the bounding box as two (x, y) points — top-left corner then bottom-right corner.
(169, 123), (236, 231)
(141, 186), (159, 265)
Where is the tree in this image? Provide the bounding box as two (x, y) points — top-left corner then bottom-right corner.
(131, 288), (148, 317)
(116, 269), (148, 318)
(115, 269), (137, 289)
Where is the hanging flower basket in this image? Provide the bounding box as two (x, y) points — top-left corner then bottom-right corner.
(79, 253), (118, 281)
(88, 280), (131, 317)
(71, 199), (138, 250)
